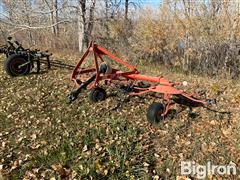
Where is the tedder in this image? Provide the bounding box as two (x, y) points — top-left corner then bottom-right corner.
(67, 42), (216, 123)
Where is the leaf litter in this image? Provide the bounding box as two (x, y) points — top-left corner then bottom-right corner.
(0, 55), (239, 179)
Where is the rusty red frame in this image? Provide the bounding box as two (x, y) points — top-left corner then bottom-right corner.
(71, 42), (207, 116)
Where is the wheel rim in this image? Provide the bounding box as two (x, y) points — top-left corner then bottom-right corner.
(10, 58), (29, 75)
(97, 92), (104, 101)
(156, 111), (163, 121)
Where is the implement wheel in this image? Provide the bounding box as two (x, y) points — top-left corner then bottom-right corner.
(147, 103), (165, 124)
(89, 87), (106, 102)
(4, 54), (31, 76)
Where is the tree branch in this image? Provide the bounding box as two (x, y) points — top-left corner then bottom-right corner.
(0, 19), (71, 29)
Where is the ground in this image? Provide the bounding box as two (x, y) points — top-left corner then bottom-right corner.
(0, 54), (239, 179)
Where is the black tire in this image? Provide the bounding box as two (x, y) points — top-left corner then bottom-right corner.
(89, 87), (106, 102)
(4, 54), (31, 76)
(147, 103), (165, 124)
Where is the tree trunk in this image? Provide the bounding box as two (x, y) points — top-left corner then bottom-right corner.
(78, 16), (84, 53)
(86, 0), (96, 45)
(43, 0), (59, 36)
(23, 1), (33, 45)
(78, 0), (86, 53)
(104, 0), (110, 37)
(125, 0), (129, 22)
(52, 0), (59, 36)
(78, 0), (96, 53)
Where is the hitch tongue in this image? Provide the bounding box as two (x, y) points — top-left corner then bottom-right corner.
(67, 89), (80, 103)
(67, 74), (96, 103)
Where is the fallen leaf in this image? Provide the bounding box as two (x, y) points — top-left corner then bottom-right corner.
(51, 164), (62, 171)
(30, 134), (37, 141)
(143, 162), (149, 167)
(82, 145), (88, 152)
(176, 176), (191, 180)
(152, 175), (160, 180)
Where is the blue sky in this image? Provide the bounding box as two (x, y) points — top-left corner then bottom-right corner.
(140, 0), (160, 7)
(118, 0), (161, 7)
(131, 0), (161, 7)
(0, 1), (161, 15)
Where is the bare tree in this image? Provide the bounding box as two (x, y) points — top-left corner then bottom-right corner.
(86, 0), (96, 45)
(43, 0), (59, 36)
(77, 0), (96, 53)
(125, 0), (129, 22)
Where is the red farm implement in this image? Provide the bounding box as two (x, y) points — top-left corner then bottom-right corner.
(67, 42), (216, 123)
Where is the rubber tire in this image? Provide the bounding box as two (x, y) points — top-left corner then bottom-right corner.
(147, 103), (165, 124)
(89, 87), (106, 102)
(4, 54), (31, 76)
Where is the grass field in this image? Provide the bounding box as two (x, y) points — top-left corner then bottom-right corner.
(0, 54), (239, 179)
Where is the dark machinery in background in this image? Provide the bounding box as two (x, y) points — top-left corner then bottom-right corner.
(0, 36), (51, 76)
